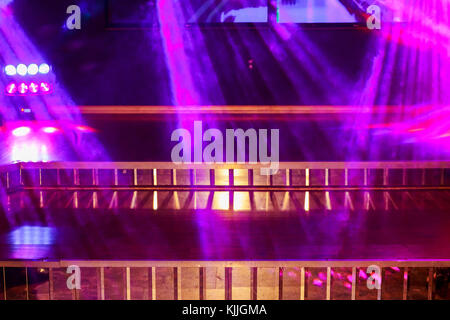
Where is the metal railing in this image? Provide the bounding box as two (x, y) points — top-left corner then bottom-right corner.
(1, 161), (449, 300)
(1, 161), (449, 212)
(0, 260), (448, 300)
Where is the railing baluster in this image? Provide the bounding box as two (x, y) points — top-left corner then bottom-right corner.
(49, 268), (54, 300)
(153, 169), (158, 210)
(351, 267), (357, 300)
(93, 169), (98, 209)
(225, 267), (232, 300)
(251, 267), (257, 300)
(325, 168), (332, 211)
(39, 169), (44, 208)
(199, 267), (205, 300)
(152, 267), (156, 300)
(403, 267), (408, 300)
(300, 267), (305, 300)
(304, 169), (310, 212)
(326, 267), (331, 300)
(278, 267), (283, 301)
(25, 267), (29, 300)
(73, 169), (79, 209)
(377, 268), (382, 300)
(176, 267), (181, 300)
(96, 267), (105, 300)
(125, 267), (131, 300)
(428, 268), (434, 300)
(2, 267), (6, 300)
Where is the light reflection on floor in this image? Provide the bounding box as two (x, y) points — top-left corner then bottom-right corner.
(2, 226), (56, 259)
(8, 226), (56, 245)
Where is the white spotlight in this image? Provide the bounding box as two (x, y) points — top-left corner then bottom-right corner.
(16, 64), (28, 76)
(27, 64), (39, 75)
(38, 63), (50, 74)
(4, 64), (16, 76)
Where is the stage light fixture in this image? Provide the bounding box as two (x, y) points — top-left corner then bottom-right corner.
(12, 126), (31, 137)
(42, 127), (58, 134)
(5, 81), (52, 95)
(38, 63), (50, 74)
(5, 82), (17, 94)
(29, 82), (39, 94)
(18, 82), (28, 94)
(27, 64), (39, 75)
(3, 63), (51, 76)
(40, 82), (51, 93)
(16, 64), (27, 76)
(4, 64), (16, 76)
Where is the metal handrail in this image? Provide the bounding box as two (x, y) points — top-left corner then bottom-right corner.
(1, 260), (450, 268)
(8, 161), (450, 170)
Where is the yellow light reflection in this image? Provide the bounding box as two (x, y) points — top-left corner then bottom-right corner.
(234, 192), (250, 211)
(213, 192), (229, 210)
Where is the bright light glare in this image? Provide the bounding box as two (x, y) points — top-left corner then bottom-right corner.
(27, 63), (39, 75)
(11, 141), (50, 163)
(8, 226), (55, 245)
(16, 63), (27, 76)
(41, 145), (49, 162)
(38, 63), (50, 74)
(4, 64), (16, 76)
(42, 127), (58, 134)
(30, 142), (39, 162)
(12, 126), (31, 137)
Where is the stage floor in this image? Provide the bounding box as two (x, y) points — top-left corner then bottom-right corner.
(1, 209), (450, 261)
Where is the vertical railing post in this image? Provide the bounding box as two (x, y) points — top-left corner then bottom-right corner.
(225, 267), (232, 300)
(131, 168), (138, 209)
(377, 268), (383, 300)
(402, 267), (408, 300)
(92, 169), (98, 209)
(278, 267), (283, 301)
(175, 267), (181, 300)
(49, 268), (54, 300)
(73, 169), (79, 209)
(325, 169), (331, 210)
(125, 267), (131, 300)
(326, 267), (331, 300)
(351, 267), (357, 300)
(304, 169), (310, 212)
(39, 169), (44, 208)
(428, 268), (434, 300)
(97, 267), (105, 300)
(153, 169), (158, 210)
(300, 267), (305, 300)
(2, 266), (6, 300)
(25, 267), (29, 300)
(250, 267), (257, 300)
(199, 267), (206, 300)
(152, 267), (156, 300)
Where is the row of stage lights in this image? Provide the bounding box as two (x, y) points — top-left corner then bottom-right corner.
(5, 82), (52, 95)
(9, 124), (94, 137)
(4, 63), (51, 76)
(12, 126), (59, 137)
(4, 62), (56, 163)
